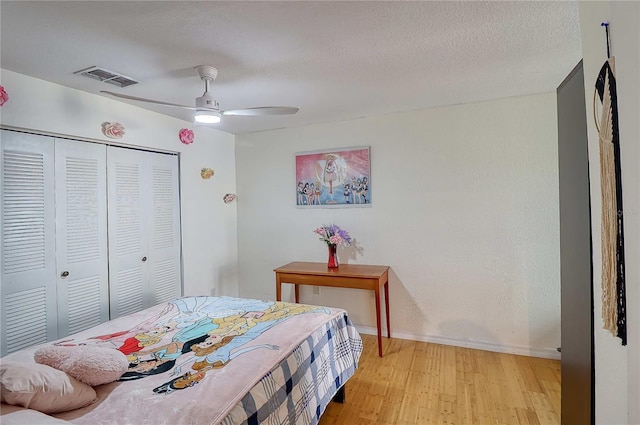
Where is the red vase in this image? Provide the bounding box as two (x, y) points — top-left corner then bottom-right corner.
(327, 244), (339, 268)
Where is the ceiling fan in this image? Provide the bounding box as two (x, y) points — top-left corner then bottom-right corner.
(101, 65), (299, 124)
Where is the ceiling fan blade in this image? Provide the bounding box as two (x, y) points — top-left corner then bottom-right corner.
(103, 90), (298, 119)
(222, 106), (299, 116)
(101, 91), (198, 111)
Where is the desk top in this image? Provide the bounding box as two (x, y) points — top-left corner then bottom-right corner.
(274, 261), (389, 278)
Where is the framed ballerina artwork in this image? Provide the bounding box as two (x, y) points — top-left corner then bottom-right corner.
(295, 146), (371, 208)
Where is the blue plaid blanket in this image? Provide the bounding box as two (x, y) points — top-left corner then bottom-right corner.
(220, 314), (363, 425)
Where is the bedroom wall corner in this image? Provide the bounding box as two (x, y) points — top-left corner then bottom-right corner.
(235, 92), (561, 359)
(0, 69), (239, 299)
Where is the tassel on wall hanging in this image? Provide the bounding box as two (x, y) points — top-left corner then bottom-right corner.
(594, 22), (626, 345)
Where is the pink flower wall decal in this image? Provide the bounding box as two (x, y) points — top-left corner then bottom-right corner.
(101, 122), (125, 139)
(0, 85), (9, 106)
(223, 193), (236, 204)
(179, 128), (194, 145)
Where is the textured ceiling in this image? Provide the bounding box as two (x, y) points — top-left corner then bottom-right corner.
(0, 1), (582, 134)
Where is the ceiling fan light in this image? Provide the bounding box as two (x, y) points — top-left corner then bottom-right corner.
(194, 110), (221, 124)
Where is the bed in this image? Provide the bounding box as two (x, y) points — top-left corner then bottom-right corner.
(0, 295), (363, 425)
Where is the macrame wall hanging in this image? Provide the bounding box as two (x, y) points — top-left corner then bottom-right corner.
(594, 22), (627, 346)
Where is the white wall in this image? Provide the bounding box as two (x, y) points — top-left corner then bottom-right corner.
(579, 3), (640, 424)
(0, 69), (239, 298)
(236, 92), (561, 358)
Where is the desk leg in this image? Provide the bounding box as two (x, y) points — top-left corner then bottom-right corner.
(384, 281), (391, 338)
(295, 284), (300, 303)
(374, 288), (383, 357)
(276, 274), (282, 302)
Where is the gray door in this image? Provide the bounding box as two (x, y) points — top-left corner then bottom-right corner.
(557, 60), (594, 425)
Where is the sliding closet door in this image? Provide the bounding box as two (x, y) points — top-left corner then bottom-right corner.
(1, 131), (57, 356)
(1, 133), (180, 352)
(147, 153), (181, 305)
(54, 139), (109, 337)
(107, 147), (181, 319)
(107, 147), (148, 318)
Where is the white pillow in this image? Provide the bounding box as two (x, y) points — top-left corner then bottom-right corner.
(0, 362), (72, 394)
(0, 362), (97, 414)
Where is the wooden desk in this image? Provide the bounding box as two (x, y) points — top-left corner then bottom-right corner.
(274, 261), (390, 357)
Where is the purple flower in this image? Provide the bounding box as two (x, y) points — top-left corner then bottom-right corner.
(337, 229), (352, 245)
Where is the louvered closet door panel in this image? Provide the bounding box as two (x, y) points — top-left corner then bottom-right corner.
(147, 153), (181, 304)
(107, 147), (149, 318)
(54, 140), (108, 337)
(1, 131), (57, 356)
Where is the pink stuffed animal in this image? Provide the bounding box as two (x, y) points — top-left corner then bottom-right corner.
(34, 345), (128, 387)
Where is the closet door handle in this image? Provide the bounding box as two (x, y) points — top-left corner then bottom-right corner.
(60, 271), (69, 278)
(142, 256), (147, 262)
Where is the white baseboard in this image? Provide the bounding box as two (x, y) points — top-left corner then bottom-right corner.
(354, 325), (561, 360)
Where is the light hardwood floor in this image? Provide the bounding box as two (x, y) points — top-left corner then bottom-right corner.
(320, 334), (561, 425)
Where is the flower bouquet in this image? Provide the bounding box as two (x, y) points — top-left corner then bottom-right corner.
(313, 224), (351, 268)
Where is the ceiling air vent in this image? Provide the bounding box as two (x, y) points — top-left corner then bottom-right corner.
(74, 66), (138, 88)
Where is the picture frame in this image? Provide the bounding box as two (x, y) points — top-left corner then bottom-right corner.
(295, 146), (371, 208)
